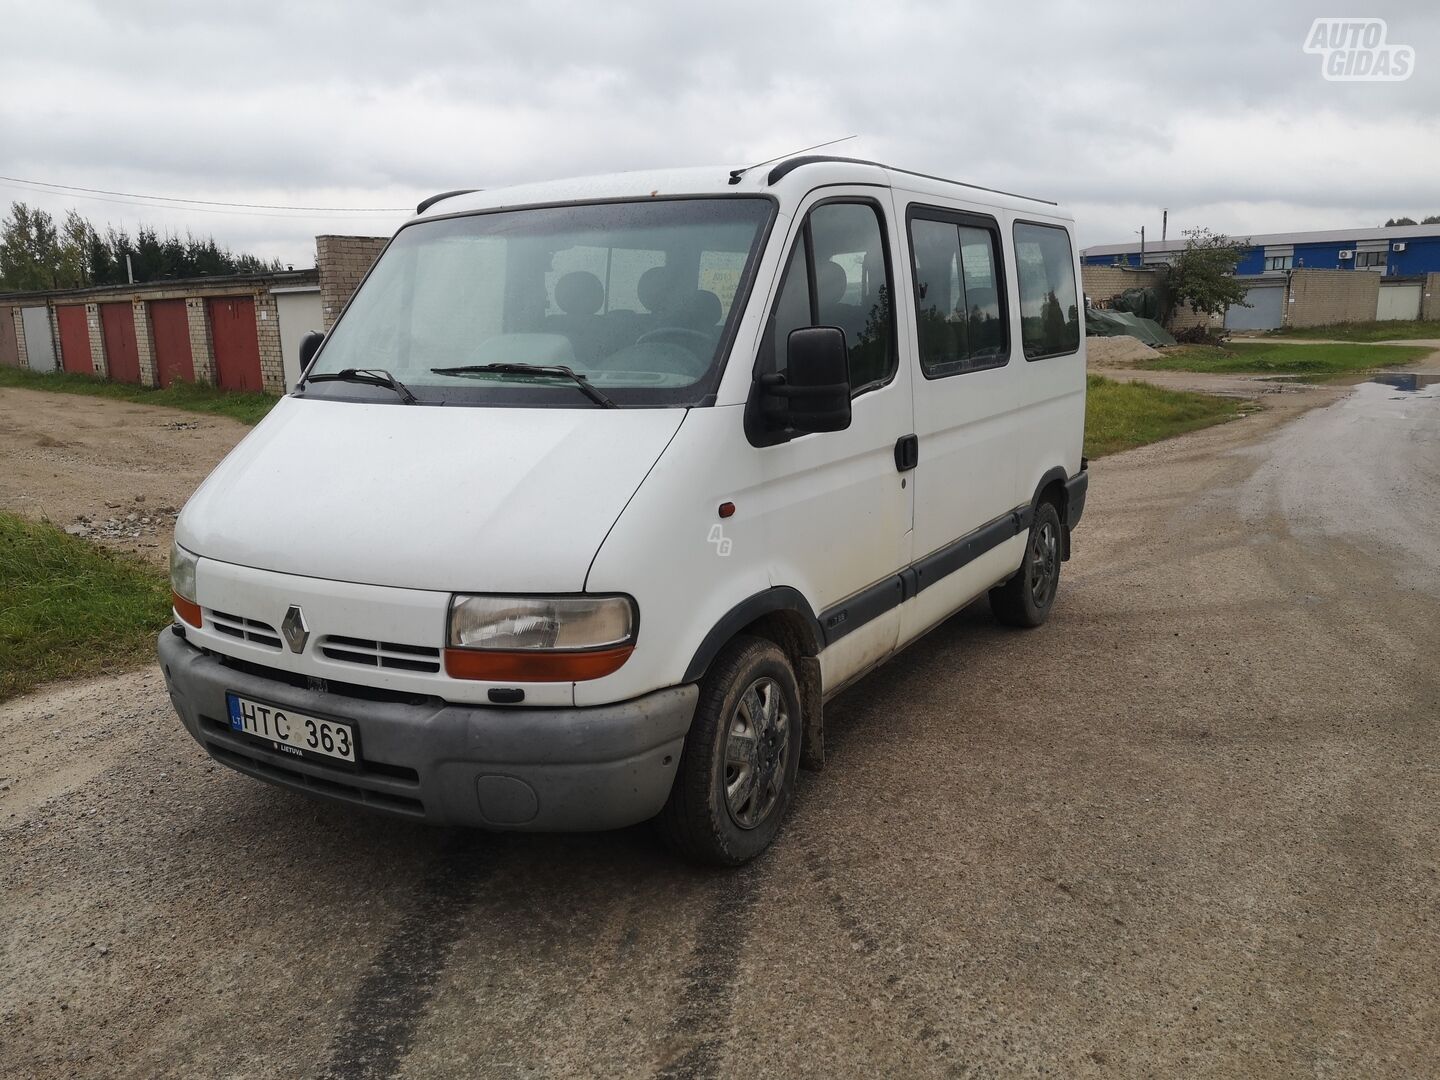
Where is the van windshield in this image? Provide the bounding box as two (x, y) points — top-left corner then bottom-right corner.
(301, 197), (774, 408)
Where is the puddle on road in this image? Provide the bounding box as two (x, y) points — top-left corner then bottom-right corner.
(1367, 371), (1439, 394)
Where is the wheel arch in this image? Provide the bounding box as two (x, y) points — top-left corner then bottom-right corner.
(682, 586), (827, 771)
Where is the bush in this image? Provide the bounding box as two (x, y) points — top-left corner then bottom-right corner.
(1172, 325), (1228, 346)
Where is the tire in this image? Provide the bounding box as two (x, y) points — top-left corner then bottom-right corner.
(657, 635), (802, 866)
(990, 499), (1063, 628)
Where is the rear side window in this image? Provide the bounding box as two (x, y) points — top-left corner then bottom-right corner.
(759, 200), (895, 395)
(907, 210), (1008, 377)
(1013, 222), (1081, 360)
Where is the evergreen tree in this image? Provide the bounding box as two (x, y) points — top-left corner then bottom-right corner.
(0, 201), (284, 290)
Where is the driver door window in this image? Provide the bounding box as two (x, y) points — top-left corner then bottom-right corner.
(759, 201), (895, 395)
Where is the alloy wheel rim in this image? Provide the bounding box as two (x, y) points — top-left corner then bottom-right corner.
(1030, 520), (1059, 608)
(723, 677), (791, 830)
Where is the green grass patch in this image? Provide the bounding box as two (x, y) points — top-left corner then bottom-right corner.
(1084, 374), (1243, 458)
(0, 366), (278, 425)
(1263, 320), (1440, 342)
(1142, 340), (1431, 376)
(0, 512), (171, 701)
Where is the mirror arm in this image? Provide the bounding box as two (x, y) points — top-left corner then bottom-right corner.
(757, 373), (849, 399)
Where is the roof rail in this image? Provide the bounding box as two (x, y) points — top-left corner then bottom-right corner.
(415, 189), (480, 215)
(765, 156), (1057, 206)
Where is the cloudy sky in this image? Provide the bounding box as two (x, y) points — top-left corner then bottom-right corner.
(3, 0), (1437, 267)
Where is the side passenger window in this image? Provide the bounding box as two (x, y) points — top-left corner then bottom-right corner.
(760, 202), (895, 394)
(1013, 222), (1081, 359)
(908, 214), (1008, 377)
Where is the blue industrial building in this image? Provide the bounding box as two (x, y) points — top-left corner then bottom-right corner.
(1082, 224), (1440, 277)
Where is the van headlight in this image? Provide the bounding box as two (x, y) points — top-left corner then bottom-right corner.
(445, 595), (637, 682)
(170, 542), (202, 628)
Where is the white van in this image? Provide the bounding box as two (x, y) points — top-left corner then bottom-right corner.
(159, 157), (1087, 864)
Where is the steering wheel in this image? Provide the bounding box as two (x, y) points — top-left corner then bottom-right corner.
(635, 328), (713, 374)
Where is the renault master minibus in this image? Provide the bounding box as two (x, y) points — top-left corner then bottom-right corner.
(159, 156), (1088, 864)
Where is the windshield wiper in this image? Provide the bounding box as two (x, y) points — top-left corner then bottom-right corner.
(429, 363), (616, 408)
(304, 368), (418, 404)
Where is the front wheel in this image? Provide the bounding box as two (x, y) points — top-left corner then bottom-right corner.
(990, 500), (1062, 628)
(657, 635), (802, 865)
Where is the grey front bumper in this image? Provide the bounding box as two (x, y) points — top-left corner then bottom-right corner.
(158, 629), (696, 831)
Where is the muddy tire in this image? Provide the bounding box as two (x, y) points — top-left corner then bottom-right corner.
(657, 635), (802, 866)
(991, 500), (1063, 628)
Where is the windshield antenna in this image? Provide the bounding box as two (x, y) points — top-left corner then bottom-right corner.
(728, 135), (857, 185)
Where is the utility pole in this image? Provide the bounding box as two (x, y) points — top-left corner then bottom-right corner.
(1139, 226), (1146, 265)
(125, 253), (134, 284)
(1162, 208), (1168, 242)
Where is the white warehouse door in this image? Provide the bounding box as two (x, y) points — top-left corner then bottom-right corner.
(272, 287), (324, 390)
(1377, 283), (1422, 322)
(20, 306), (57, 372)
(1224, 285), (1285, 331)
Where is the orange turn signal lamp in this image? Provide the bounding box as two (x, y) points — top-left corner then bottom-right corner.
(444, 644), (634, 682)
(173, 591), (203, 629)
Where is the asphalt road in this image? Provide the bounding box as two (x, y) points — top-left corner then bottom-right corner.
(3, 368), (1439, 1078)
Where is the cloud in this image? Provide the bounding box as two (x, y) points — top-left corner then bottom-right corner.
(2, 0), (1437, 265)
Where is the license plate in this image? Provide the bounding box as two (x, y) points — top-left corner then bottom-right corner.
(225, 692), (358, 764)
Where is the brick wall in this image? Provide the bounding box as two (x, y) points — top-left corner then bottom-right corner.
(255, 292), (285, 393)
(12, 304), (29, 368)
(1080, 266), (1163, 303)
(132, 300), (157, 386)
(1169, 305), (1226, 332)
(85, 302), (108, 377)
(186, 298), (216, 383)
(316, 235), (389, 330)
(1285, 269), (1380, 328)
(1422, 273), (1440, 321)
(48, 307), (61, 370)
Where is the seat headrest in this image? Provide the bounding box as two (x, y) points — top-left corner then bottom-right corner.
(637, 266), (679, 314)
(675, 289), (723, 329)
(816, 260), (848, 306)
(555, 271), (604, 316)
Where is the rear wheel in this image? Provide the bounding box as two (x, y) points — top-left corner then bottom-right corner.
(990, 500), (1062, 628)
(657, 635), (801, 865)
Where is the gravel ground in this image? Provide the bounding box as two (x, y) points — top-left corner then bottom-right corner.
(2, 372), (1439, 1078)
(0, 387), (247, 564)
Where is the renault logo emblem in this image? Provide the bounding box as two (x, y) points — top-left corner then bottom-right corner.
(281, 605), (309, 654)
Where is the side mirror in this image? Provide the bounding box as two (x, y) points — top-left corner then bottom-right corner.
(757, 326), (852, 434)
(299, 330), (325, 371)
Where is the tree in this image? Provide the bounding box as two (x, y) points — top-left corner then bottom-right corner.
(1384, 216), (1418, 227)
(1162, 227), (1252, 319)
(55, 210), (96, 288)
(0, 203), (61, 290)
(0, 201), (284, 291)
(1424, 215), (1440, 225)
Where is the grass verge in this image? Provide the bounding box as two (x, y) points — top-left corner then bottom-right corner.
(1142, 340), (1431, 376)
(1085, 374), (1243, 458)
(1263, 320), (1440, 342)
(0, 366), (278, 425)
(0, 511), (171, 701)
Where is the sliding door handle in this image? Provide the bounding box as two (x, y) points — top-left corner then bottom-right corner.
(894, 434), (919, 472)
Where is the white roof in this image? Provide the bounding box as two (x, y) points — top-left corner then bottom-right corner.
(1083, 222), (1440, 257)
(414, 159), (1069, 222)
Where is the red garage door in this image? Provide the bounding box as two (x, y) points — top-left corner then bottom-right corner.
(149, 299), (194, 387)
(206, 296), (262, 391)
(56, 305), (93, 374)
(0, 306), (18, 368)
(100, 303), (141, 384)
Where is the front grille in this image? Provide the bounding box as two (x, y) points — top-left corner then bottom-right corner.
(320, 634), (442, 673)
(207, 608), (282, 649)
(213, 653), (438, 706)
